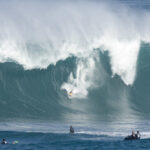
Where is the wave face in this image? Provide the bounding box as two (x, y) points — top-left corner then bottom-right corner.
(0, 0), (150, 122)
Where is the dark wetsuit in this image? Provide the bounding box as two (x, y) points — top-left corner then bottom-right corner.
(135, 133), (141, 139)
(1, 140), (8, 144)
(124, 134), (140, 140)
(70, 127), (74, 134)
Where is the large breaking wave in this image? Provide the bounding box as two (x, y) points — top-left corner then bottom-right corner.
(0, 0), (150, 122)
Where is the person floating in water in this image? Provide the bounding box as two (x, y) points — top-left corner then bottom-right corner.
(70, 125), (74, 134)
(1, 139), (8, 144)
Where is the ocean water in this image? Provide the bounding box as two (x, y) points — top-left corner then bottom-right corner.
(0, 121), (150, 150)
(0, 132), (150, 150)
(0, 0), (150, 149)
(1, 121), (150, 150)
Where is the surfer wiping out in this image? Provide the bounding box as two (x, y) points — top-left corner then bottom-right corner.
(68, 90), (73, 96)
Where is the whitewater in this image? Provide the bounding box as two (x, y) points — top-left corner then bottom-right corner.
(1, 0), (150, 84)
(0, 0), (150, 149)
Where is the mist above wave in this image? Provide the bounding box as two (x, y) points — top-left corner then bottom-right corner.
(0, 0), (150, 89)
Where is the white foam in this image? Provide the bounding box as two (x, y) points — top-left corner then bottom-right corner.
(0, 0), (150, 91)
(61, 53), (101, 98)
(100, 38), (140, 85)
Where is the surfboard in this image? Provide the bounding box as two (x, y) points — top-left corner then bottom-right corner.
(12, 141), (19, 144)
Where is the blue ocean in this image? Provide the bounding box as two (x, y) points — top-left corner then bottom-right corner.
(0, 0), (150, 149)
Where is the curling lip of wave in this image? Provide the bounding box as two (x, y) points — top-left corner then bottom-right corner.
(0, 0), (150, 86)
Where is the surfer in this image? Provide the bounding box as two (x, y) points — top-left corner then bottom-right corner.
(1, 139), (8, 144)
(70, 125), (74, 134)
(68, 90), (73, 96)
(135, 131), (141, 139)
(131, 131), (136, 138)
(124, 130), (141, 140)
